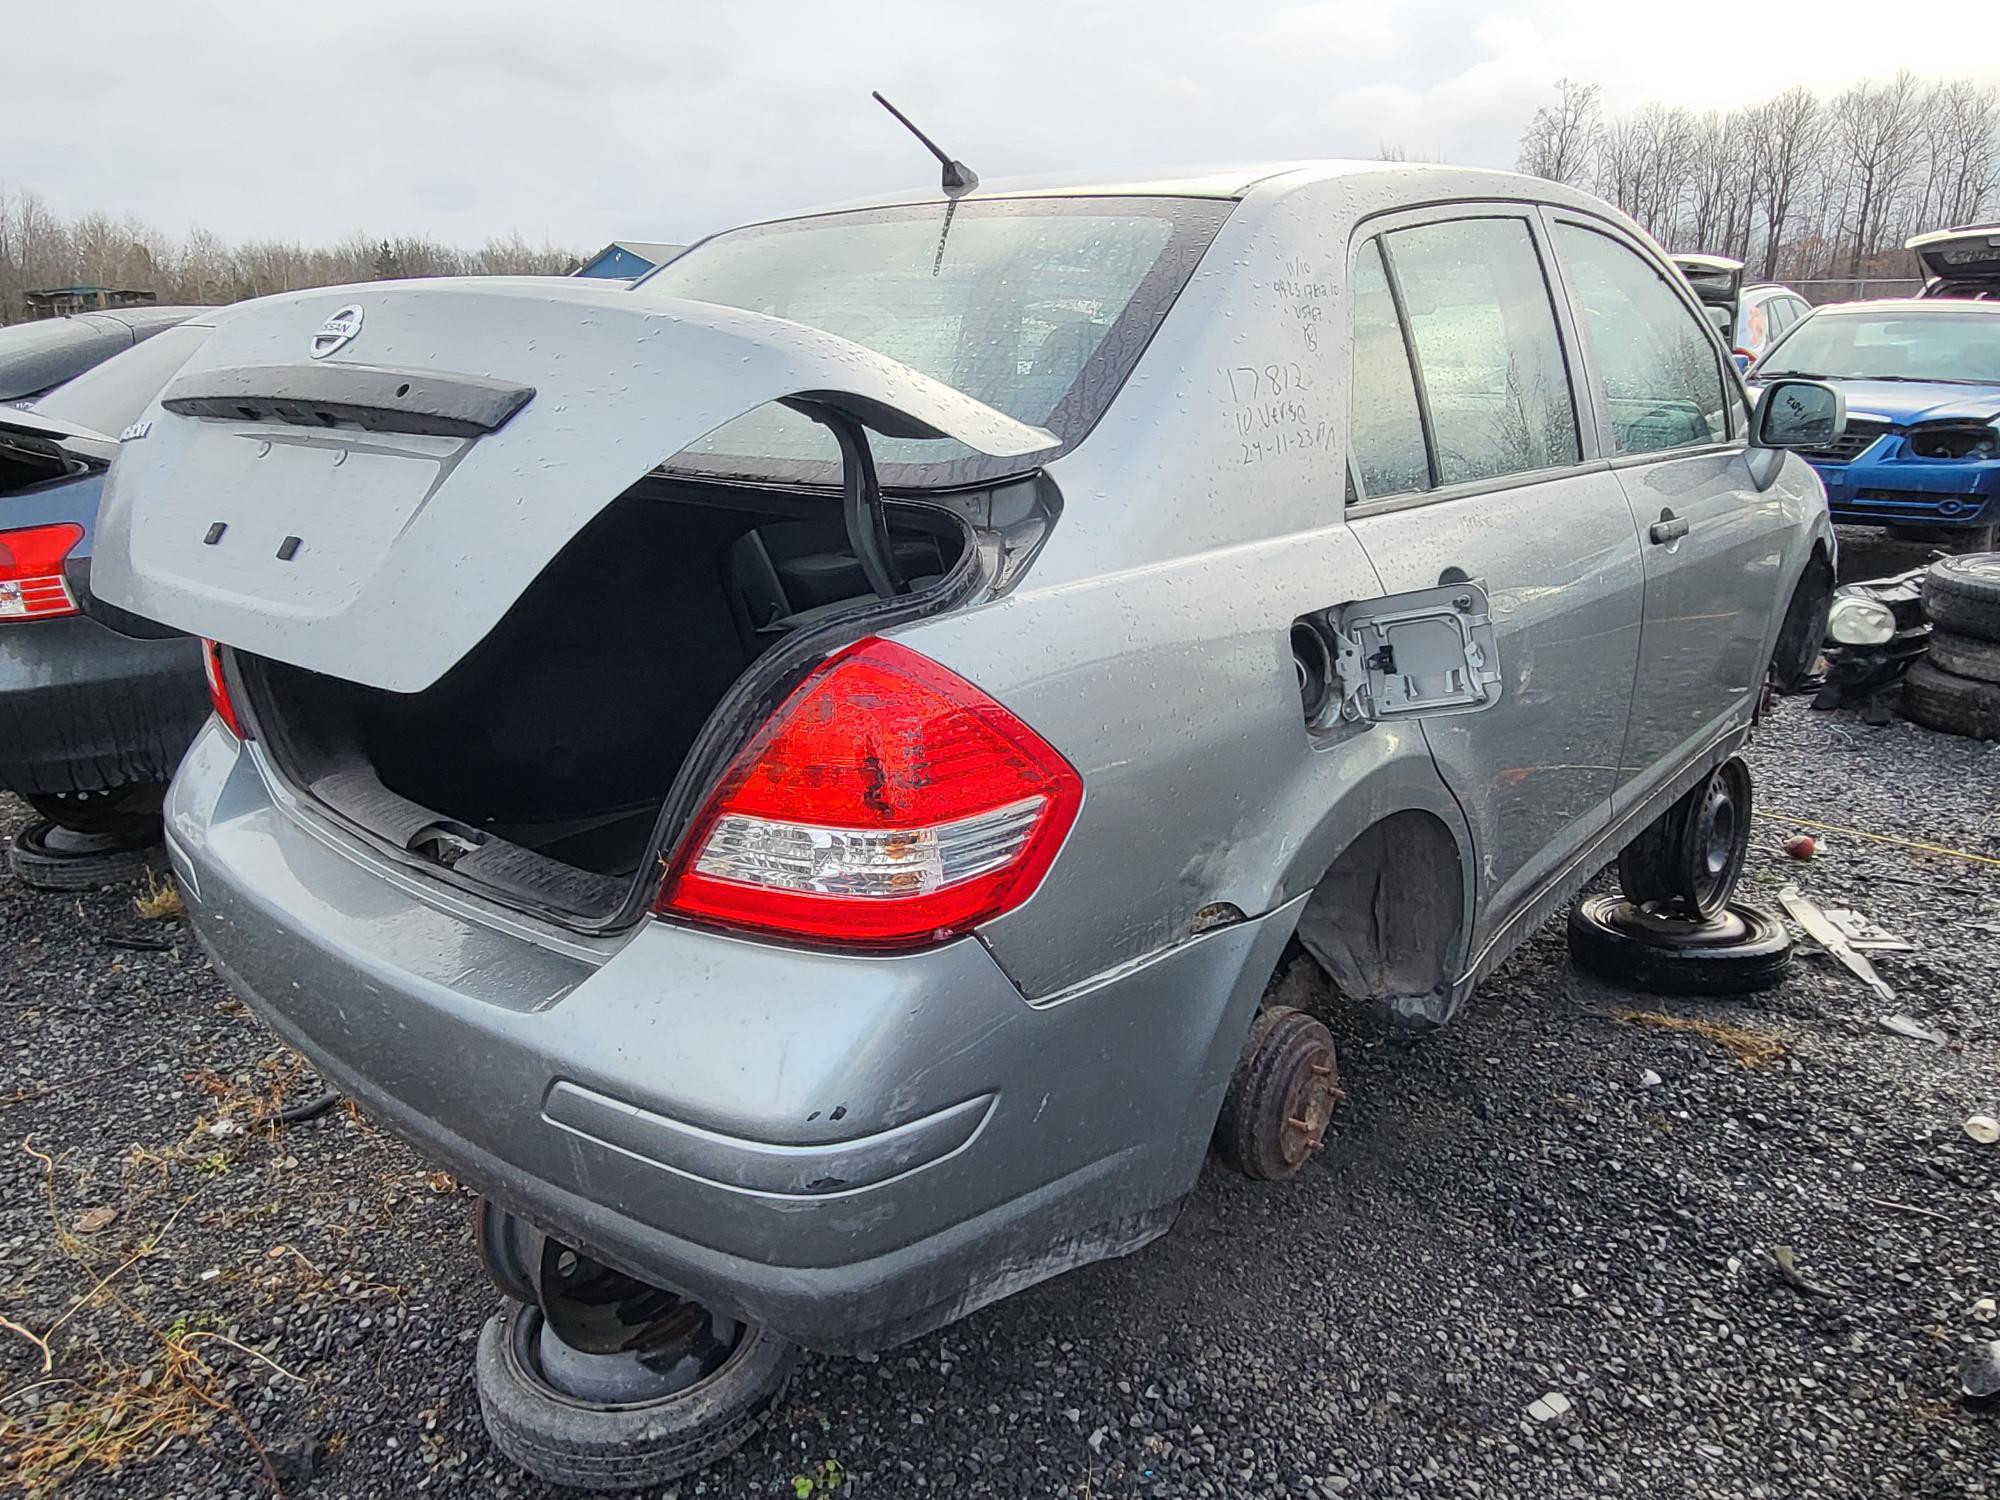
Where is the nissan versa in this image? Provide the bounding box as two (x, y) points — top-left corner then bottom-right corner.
(90, 162), (1839, 1488)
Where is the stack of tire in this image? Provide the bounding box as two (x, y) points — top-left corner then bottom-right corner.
(1904, 554), (2000, 740)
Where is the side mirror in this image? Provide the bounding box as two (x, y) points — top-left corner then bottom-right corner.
(1752, 379), (1845, 450)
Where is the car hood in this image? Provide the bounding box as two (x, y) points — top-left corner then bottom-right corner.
(1751, 378), (2000, 426)
(89, 277), (1059, 692)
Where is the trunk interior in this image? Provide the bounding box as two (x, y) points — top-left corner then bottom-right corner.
(240, 477), (967, 922)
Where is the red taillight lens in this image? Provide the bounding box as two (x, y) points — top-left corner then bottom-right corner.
(657, 638), (1082, 949)
(0, 523), (84, 621)
(202, 639), (245, 739)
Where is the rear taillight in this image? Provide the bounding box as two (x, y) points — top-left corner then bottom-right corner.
(202, 639), (245, 739)
(0, 523), (84, 621)
(656, 637), (1082, 949)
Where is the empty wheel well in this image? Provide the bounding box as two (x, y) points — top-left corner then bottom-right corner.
(1291, 810), (1464, 1018)
(1771, 544), (1835, 692)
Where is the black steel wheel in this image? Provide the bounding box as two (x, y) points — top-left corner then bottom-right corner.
(1214, 1005), (1344, 1181)
(20, 784), (163, 838)
(475, 1298), (797, 1492)
(1617, 757), (1752, 920)
(1567, 895), (1792, 995)
(5, 820), (164, 892)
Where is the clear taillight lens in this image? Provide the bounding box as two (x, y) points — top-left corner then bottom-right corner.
(0, 523), (84, 621)
(656, 638), (1082, 949)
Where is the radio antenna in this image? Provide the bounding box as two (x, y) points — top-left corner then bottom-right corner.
(872, 91), (979, 198)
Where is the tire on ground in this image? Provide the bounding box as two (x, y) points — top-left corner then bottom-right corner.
(1901, 657), (2000, 739)
(1566, 895), (1792, 996)
(5, 822), (164, 892)
(1924, 630), (2000, 686)
(475, 1303), (798, 1492)
(1921, 554), (2000, 643)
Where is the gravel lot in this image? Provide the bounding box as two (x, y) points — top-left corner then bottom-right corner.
(3, 558), (1998, 1498)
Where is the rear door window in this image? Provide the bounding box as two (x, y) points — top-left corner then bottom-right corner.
(1381, 217), (1581, 486)
(1347, 240), (1430, 497)
(1549, 223), (1731, 455)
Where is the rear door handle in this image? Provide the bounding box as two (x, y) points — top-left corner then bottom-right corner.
(1649, 514), (1689, 545)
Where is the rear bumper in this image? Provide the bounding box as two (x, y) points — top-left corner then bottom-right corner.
(165, 723), (1297, 1352)
(0, 613), (206, 795)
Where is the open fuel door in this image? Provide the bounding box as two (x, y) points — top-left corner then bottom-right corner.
(1318, 582), (1503, 724)
(89, 278), (1058, 693)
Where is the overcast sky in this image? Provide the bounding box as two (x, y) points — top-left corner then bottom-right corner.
(12, 0), (1995, 253)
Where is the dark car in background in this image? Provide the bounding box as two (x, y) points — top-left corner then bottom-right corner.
(1, 318), (215, 886)
(1747, 299), (2000, 549)
(0, 306), (212, 406)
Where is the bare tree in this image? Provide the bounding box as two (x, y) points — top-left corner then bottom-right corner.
(1833, 70), (1927, 277)
(1517, 79), (1601, 186)
(0, 183), (583, 322)
(1747, 86), (1828, 280)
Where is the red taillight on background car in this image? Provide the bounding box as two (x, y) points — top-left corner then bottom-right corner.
(202, 639), (246, 738)
(0, 523), (84, 621)
(657, 638), (1082, 949)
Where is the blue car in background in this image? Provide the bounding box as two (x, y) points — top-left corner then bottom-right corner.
(1747, 298), (2000, 550)
(0, 317), (215, 885)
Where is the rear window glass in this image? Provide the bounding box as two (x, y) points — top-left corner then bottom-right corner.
(638, 196), (1230, 488)
(0, 317), (127, 402)
(29, 324), (212, 439)
(1759, 311), (2000, 385)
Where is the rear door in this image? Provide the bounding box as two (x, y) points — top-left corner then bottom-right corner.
(1341, 209), (1646, 948)
(1543, 214), (1782, 820)
(89, 280), (1058, 693)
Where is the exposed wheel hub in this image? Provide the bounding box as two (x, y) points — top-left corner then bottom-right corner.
(1276, 1039), (1343, 1167)
(1217, 1003), (1347, 1181)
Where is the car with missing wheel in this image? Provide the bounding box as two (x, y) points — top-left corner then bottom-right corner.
(1, 319), (217, 886)
(91, 161), (1839, 1487)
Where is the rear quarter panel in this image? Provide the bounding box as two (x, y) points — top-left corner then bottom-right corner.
(897, 176), (1478, 999)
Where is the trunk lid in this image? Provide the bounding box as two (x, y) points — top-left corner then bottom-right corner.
(1909, 225), (2000, 293)
(90, 278), (1057, 692)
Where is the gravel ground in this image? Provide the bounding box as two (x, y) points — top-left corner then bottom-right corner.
(3, 608), (1998, 1496)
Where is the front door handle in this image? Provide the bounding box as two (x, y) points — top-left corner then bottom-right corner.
(1649, 511), (1689, 545)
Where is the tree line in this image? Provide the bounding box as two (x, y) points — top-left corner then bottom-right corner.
(0, 186), (580, 323)
(1516, 72), (2000, 290)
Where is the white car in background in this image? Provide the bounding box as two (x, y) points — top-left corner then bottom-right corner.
(1672, 253), (1812, 366)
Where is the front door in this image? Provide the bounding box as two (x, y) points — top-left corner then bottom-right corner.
(1543, 215), (1784, 821)
(1341, 211), (1646, 951)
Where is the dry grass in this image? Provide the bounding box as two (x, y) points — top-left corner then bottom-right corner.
(1609, 1007), (1789, 1069)
(0, 1312), (300, 1496)
(131, 875), (183, 922)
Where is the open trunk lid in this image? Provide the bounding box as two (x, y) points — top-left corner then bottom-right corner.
(1908, 225), (2000, 294)
(1670, 253), (1744, 338)
(90, 278), (1057, 692)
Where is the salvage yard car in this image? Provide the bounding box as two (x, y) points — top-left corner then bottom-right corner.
(90, 161), (1840, 1488)
(0, 321), (215, 885)
(1748, 298), (2000, 550)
